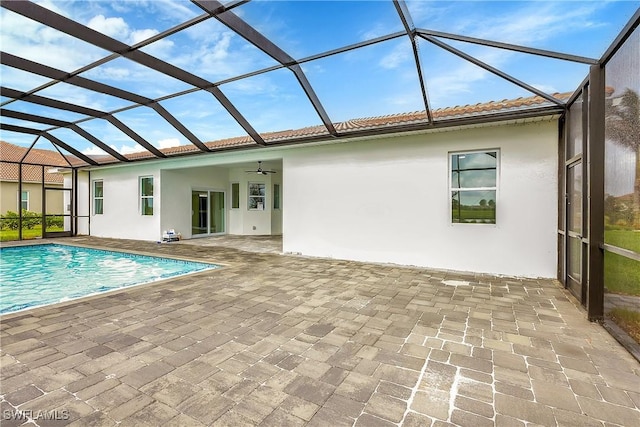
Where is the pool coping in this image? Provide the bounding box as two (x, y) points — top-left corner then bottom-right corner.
(0, 240), (229, 320)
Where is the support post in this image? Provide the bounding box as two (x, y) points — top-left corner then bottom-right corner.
(73, 168), (78, 236)
(18, 163), (23, 240)
(587, 64), (605, 321)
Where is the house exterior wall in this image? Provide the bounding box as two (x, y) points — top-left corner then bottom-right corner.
(81, 118), (558, 277)
(0, 182), (63, 214)
(86, 163), (161, 241)
(271, 172), (283, 235)
(160, 167), (229, 239)
(159, 166), (280, 238)
(282, 120), (559, 278)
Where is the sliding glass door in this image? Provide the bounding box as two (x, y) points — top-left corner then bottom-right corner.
(191, 190), (225, 236)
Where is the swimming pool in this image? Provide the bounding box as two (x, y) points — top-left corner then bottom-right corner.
(0, 244), (219, 314)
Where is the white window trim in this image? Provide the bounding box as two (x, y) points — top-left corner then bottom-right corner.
(248, 182), (266, 211)
(19, 190), (29, 211)
(140, 176), (154, 216)
(93, 180), (103, 215)
(449, 149), (499, 225)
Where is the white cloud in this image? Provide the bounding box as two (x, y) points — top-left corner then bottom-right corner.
(379, 43), (412, 69)
(362, 22), (396, 41)
(531, 83), (559, 94)
(117, 144), (146, 154)
(81, 141), (148, 156)
(157, 138), (181, 149)
(86, 14), (129, 39)
(33, 0), (67, 16)
(411, 1), (609, 107)
(0, 7), (106, 71)
(82, 146), (110, 156)
(463, 2), (604, 47)
(130, 28), (157, 45)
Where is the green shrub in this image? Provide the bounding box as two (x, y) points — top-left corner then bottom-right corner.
(45, 215), (64, 229)
(0, 210), (42, 230)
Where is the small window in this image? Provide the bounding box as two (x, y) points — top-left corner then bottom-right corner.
(450, 150), (498, 224)
(273, 184), (280, 209)
(231, 182), (240, 209)
(140, 176), (154, 215)
(93, 181), (104, 215)
(248, 182), (265, 210)
(20, 191), (29, 211)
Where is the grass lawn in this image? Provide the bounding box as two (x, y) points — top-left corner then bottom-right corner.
(604, 229), (640, 296)
(0, 226), (64, 242)
(604, 229), (640, 343)
(454, 208), (496, 223)
(605, 229), (640, 253)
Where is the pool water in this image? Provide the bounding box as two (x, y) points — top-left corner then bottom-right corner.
(0, 244), (219, 314)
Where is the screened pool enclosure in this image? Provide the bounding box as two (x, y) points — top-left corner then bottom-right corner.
(0, 1), (639, 344)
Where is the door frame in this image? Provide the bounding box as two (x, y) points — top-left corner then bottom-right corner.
(43, 186), (72, 238)
(190, 188), (226, 237)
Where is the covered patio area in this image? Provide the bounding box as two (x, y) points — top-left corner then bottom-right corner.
(1, 237), (638, 426)
(178, 234), (283, 255)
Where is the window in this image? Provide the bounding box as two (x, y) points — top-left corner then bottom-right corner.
(248, 182), (265, 210)
(450, 150), (498, 224)
(273, 184), (280, 209)
(93, 181), (103, 215)
(20, 191), (29, 211)
(140, 176), (154, 215)
(231, 182), (240, 209)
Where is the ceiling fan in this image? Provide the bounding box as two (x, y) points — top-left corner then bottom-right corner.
(245, 161), (276, 175)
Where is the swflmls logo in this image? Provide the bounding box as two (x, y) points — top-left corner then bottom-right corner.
(2, 410), (70, 421)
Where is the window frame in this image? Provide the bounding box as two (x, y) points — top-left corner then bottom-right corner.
(273, 183), (280, 210)
(93, 180), (104, 215)
(19, 190), (29, 211)
(140, 176), (154, 216)
(248, 182), (266, 211)
(449, 149), (499, 225)
(231, 182), (240, 209)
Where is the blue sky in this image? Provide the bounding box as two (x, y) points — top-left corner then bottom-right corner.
(1, 0), (639, 156)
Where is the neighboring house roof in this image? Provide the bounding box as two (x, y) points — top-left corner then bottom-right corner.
(0, 142), (65, 184)
(0, 91), (571, 166)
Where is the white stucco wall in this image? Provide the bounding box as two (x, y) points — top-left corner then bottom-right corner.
(87, 163), (162, 241)
(271, 171), (283, 235)
(83, 118), (558, 277)
(282, 120), (559, 277)
(160, 167), (229, 239)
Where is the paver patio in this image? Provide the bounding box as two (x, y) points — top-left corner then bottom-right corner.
(1, 237), (639, 426)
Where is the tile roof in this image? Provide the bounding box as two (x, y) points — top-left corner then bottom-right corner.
(159, 91), (571, 156)
(1, 91), (570, 166)
(0, 142), (65, 183)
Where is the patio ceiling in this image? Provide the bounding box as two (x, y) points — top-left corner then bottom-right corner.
(0, 0), (638, 167)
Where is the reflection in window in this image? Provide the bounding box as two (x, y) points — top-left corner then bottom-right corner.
(140, 176), (154, 215)
(231, 183), (240, 209)
(605, 87), (640, 253)
(248, 182), (265, 210)
(274, 184), (280, 209)
(93, 181), (103, 215)
(450, 151), (497, 224)
(20, 191), (29, 211)
(603, 25), (639, 346)
(567, 165), (582, 234)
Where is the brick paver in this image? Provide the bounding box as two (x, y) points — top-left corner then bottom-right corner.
(1, 236), (639, 426)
